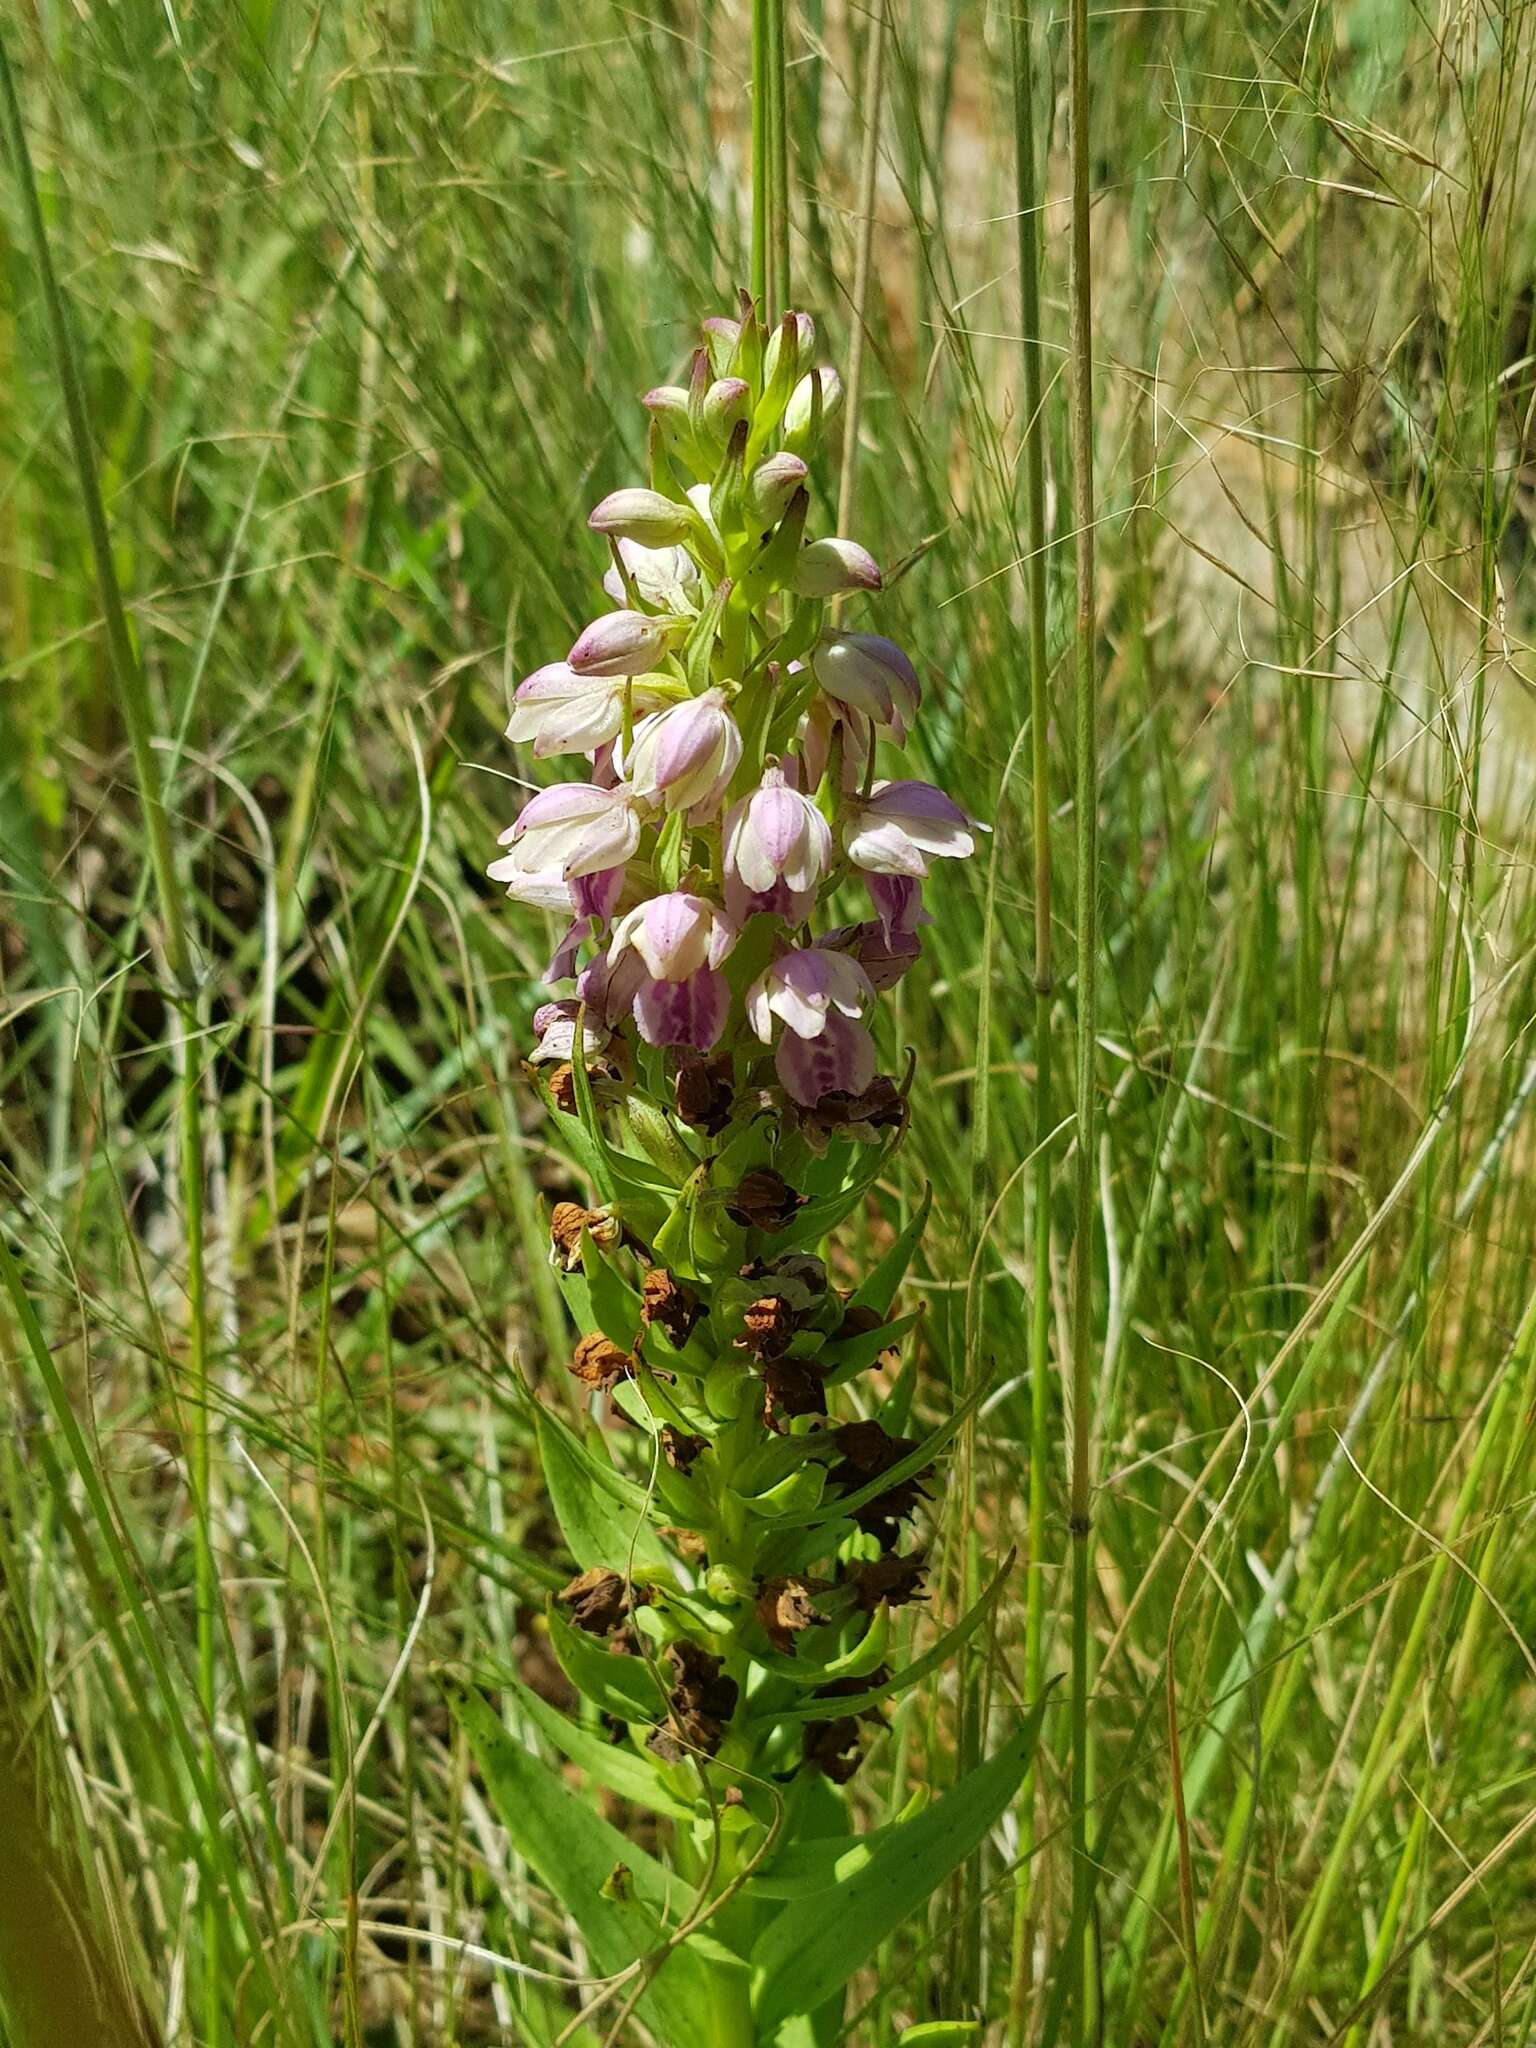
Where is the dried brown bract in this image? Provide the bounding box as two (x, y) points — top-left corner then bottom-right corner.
(755, 1574), (828, 1654)
(846, 1552), (928, 1612)
(640, 1266), (702, 1347)
(568, 1332), (636, 1392)
(674, 1054), (736, 1134)
(550, 1201), (621, 1271)
(556, 1567), (642, 1637)
(725, 1167), (807, 1233)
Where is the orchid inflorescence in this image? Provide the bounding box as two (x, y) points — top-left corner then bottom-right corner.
(463, 301), (1027, 2048)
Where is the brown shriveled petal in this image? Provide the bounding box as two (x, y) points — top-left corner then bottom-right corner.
(640, 1267), (702, 1348)
(556, 1567), (639, 1637)
(796, 1074), (909, 1151)
(725, 1167), (807, 1233)
(568, 1331), (636, 1392)
(549, 1201), (621, 1272)
(661, 1425), (708, 1474)
(648, 1640), (739, 1759)
(845, 1552), (928, 1613)
(674, 1053), (737, 1134)
(546, 1054), (627, 1116)
(755, 1574), (828, 1655)
(804, 1715), (863, 1783)
(736, 1293), (797, 1361)
(759, 1356), (828, 1433)
(829, 1421), (930, 1549)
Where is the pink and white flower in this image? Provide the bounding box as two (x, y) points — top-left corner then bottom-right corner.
(812, 633), (921, 741)
(843, 780), (977, 877)
(723, 765), (832, 922)
(797, 694), (871, 795)
(529, 1000), (612, 1066)
(607, 892), (738, 1051)
(620, 688), (742, 821)
(545, 866), (626, 982)
(747, 946), (873, 1043)
(506, 660), (664, 760)
(490, 782), (642, 888)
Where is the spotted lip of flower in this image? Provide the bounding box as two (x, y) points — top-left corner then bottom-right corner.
(843, 779), (978, 878)
(812, 633), (921, 742)
(569, 608), (678, 678)
(608, 892), (738, 1051)
(792, 537), (883, 599)
(492, 781), (642, 884)
(621, 687), (743, 823)
(602, 538), (702, 618)
(723, 765), (832, 923)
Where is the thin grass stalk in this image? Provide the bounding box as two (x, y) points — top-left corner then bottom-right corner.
(0, 34), (223, 2041)
(835, 0), (887, 537)
(1063, 0), (1099, 2033)
(767, 0), (791, 315)
(750, 0), (770, 310)
(1006, 2), (1057, 2034)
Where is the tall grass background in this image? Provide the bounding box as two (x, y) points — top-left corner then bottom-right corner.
(4, 0), (1536, 2040)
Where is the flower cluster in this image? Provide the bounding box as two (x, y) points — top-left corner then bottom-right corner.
(490, 298), (976, 1119)
(483, 303), (983, 1832)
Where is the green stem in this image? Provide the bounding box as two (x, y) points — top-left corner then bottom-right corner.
(1064, 0), (1099, 2035)
(1007, 1), (1057, 2035)
(750, 0), (770, 311)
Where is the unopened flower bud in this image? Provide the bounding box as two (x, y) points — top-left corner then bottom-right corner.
(746, 452), (810, 528)
(701, 315), (742, 375)
(763, 311), (815, 390)
(588, 487), (694, 547)
(784, 366), (844, 450)
(812, 631), (920, 739)
(702, 376), (751, 443)
(792, 537), (883, 598)
(643, 383), (690, 426)
(569, 608), (678, 677)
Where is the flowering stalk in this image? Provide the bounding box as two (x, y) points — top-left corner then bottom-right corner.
(460, 303), (1046, 2046)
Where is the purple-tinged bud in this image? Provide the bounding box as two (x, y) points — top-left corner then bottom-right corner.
(620, 687), (743, 820)
(702, 315), (742, 375)
(702, 376), (752, 442)
(588, 487), (694, 547)
(643, 384), (690, 424)
(763, 311), (816, 389)
(811, 632), (921, 740)
(746, 452), (810, 527)
(783, 366), (844, 447)
(792, 537), (883, 598)
(569, 608), (679, 677)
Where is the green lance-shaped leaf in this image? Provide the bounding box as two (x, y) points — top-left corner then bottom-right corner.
(545, 1604), (672, 1724)
(820, 1309), (922, 1388)
(848, 1186), (933, 1320)
(747, 1690), (1054, 2035)
(579, 1230), (642, 1350)
(534, 1405), (671, 1577)
(495, 1676), (693, 1821)
(448, 1685), (747, 2048)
